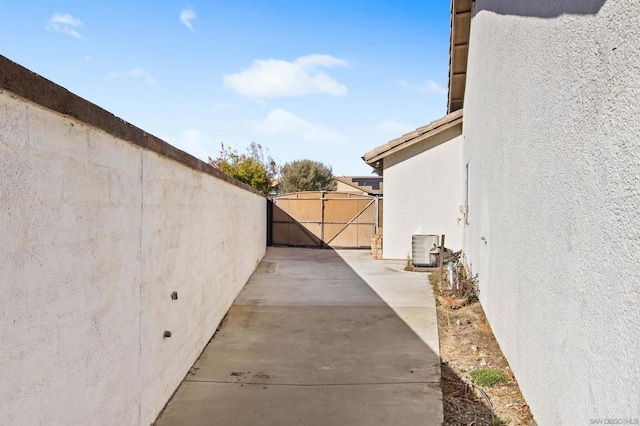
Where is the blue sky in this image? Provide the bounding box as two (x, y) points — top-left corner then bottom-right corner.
(0, 0), (451, 175)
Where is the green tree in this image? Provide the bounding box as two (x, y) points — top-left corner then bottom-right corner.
(209, 143), (273, 194)
(279, 159), (336, 193)
(247, 142), (279, 184)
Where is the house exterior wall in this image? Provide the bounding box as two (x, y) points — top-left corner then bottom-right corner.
(336, 181), (367, 194)
(463, 1), (640, 424)
(383, 129), (464, 259)
(0, 90), (266, 425)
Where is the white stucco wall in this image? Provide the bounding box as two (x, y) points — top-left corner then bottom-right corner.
(463, 1), (640, 424)
(0, 90), (266, 425)
(383, 129), (464, 259)
(336, 181), (367, 194)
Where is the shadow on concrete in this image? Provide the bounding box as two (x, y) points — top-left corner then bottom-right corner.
(475, 0), (606, 18)
(155, 247), (492, 425)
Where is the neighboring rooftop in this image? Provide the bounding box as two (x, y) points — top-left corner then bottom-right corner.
(336, 176), (383, 195)
(362, 110), (463, 171)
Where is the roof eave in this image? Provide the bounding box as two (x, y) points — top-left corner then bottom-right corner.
(447, 0), (472, 114)
(363, 110), (463, 166)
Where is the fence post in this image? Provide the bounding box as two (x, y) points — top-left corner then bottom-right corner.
(267, 199), (273, 246)
(439, 234), (445, 284)
(320, 191), (326, 248)
(375, 197), (379, 234)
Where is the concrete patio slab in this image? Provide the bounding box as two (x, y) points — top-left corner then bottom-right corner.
(234, 277), (389, 306)
(155, 247), (442, 425)
(188, 305), (440, 385)
(157, 382), (442, 426)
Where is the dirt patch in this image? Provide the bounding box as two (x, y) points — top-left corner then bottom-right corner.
(429, 273), (535, 425)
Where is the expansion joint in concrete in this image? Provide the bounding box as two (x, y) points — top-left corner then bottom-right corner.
(182, 379), (436, 387)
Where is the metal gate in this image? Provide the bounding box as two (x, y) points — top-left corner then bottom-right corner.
(268, 192), (382, 248)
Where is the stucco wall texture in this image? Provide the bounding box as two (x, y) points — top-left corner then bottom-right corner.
(0, 90), (266, 425)
(463, 1), (640, 424)
(384, 130), (464, 259)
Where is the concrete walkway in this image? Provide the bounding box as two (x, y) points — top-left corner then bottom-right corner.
(156, 247), (442, 425)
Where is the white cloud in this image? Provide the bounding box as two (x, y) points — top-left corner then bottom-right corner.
(397, 79), (409, 88)
(180, 129), (201, 144)
(223, 54), (349, 99)
(46, 13), (83, 38)
(174, 129), (218, 162)
(107, 68), (157, 86)
(377, 120), (416, 135)
(252, 109), (346, 143)
(214, 102), (238, 110)
(418, 79), (448, 95)
(180, 9), (196, 31)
